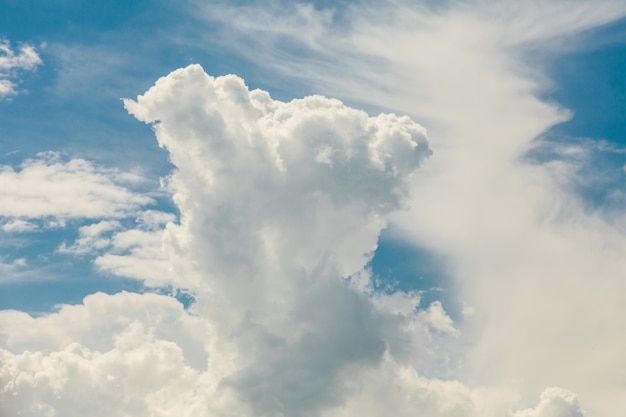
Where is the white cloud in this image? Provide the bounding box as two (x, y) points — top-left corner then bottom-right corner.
(0, 292), (239, 417)
(1, 219), (37, 233)
(0, 152), (153, 220)
(121, 64), (472, 416)
(136, 209), (177, 230)
(189, 1), (626, 416)
(4, 1), (626, 416)
(0, 60), (598, 417)
(513, 387), (585, 417)
(0, 39), (42, 99)
(57, 220), (121, 254)
(124, 64), (430, 284)
(94, 228), (173, 286)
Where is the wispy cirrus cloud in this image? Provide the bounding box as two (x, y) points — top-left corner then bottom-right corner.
(0, 39), (42, 100)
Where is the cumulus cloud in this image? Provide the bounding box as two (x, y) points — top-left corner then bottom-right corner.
(124, 64), (430, 282)
(189, 1), (626, 416)
(513, 388), (585, 417)
(120, 64), (457, 415)
(0, 152), (153, 220)
(0, 60), (595, 417)
(0, 39), (42, 99)
(0, 64), (475, 417)
(0, 292), (230, 417)
(94, 227), (173, 286)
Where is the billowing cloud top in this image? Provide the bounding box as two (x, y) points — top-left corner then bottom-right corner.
(124, 64), (431, 287)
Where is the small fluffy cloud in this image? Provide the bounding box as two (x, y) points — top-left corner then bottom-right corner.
(0, 152), (153, 220)
(94, 228), (173, 286)
(513, 388), (585, 417)
(0, 39), (42, 99)
(1, 219), (37, 233)
(57, 220), (121, 254)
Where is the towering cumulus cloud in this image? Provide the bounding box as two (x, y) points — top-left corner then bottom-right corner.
(0, 64), (593, 417)
(1, 65), (477, 417)
(123, 64), (439, 415)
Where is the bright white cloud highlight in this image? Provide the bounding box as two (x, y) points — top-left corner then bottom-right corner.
(0, 152), (153, 220)
(0, 39), (42, 99)
(513, 388), (585, 417)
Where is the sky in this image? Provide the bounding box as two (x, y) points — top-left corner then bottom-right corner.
(1, 1), (626, 416)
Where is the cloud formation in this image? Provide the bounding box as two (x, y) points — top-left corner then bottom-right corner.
(0, 152), (152, 221)
(3, 1), (626, 416)
(0, 64), (503, 417)
(192, 2), (626, 416)
(0, 39), (42, 99)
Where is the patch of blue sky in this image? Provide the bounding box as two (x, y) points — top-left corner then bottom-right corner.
(0, 221), (142, 314)
(369, 226), (461, 319)
(531, 17), (626, 209)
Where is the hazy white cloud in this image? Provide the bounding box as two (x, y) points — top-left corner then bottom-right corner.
(0, 152), (153, 220)
(0, 257), (28, 278)
(136, 209), (177, 230)
(1, 219), (38, 233)
(0, 39), (42, 99)
(58, 220), (121, 254)
(513, 387), (585, 417)
(94, 228), (173, 286)
(190, 1), (626, 416)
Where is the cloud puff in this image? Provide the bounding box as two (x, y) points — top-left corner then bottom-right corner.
(513, 388), (585, 417)
(0, 291), (503, 417)
(1, 219), (38, 233)
(0, 292), (232, 417)
(0, 152), (153, 220)
(0, 39), (42, 99)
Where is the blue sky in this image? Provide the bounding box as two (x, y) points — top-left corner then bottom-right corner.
(2, 1), (626, 417)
